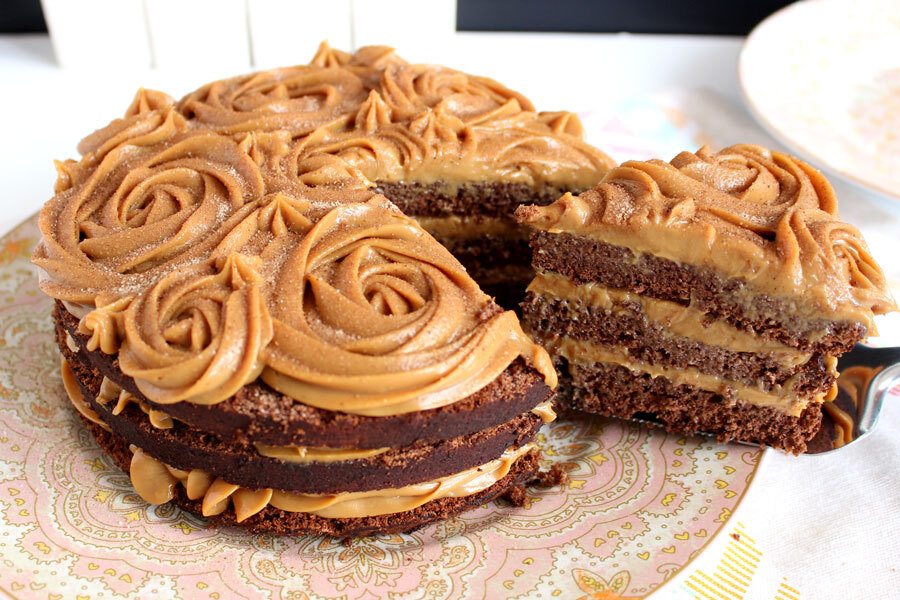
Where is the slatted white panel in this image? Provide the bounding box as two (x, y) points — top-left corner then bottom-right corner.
(42, 0), (458, 69)
(40, 0), (151, 69)
(352, 0), (457, 60)
(144, 0), (250, 71)
(247, 0), (353, 67)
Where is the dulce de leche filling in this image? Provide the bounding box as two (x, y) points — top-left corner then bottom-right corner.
(546, 337), (837, 416)
(62, 358), (557, 465)
(415, 215), (526, 242)
(60, 358), (110, 432)
(528, 272), (810, 366)
(129, 443), (537, 521)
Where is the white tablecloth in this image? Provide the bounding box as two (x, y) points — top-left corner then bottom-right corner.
(1, 33), (897, 599)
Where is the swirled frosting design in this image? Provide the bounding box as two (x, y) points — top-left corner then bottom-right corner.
(262, 197), (556, 416)
(516, 144), (895, 326)
(34, 43), (567, 412)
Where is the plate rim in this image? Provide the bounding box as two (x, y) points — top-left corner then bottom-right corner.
(738, 0), (900, 202)
(646, 447), (770, 598)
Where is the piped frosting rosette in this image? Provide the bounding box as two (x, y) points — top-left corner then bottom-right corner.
(176, 42), (404, 136)
(34, 133), (266, 305)
(261, 197), (556, 416)
(52, 89), (188, 196)
(277, 51), (613, 190)
(81, 254), (273, 406)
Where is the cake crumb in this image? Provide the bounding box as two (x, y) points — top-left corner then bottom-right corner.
(529, 464), (569, 488)
(730, 533), (741, 542)
(503, 485), (528, 507)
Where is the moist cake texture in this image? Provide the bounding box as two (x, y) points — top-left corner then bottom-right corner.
(517, 144), (895, 453)
(30, 43), (602, 536)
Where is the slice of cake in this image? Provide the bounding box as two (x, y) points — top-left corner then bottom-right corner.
(178, 42), (615, 305)
(33, 49), (562, 537)
(516, 145), (895, 453)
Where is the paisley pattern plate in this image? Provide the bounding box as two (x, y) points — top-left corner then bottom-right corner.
(0, 216), (762, 599)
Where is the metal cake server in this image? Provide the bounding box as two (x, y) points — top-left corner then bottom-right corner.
(803, 343), (900, 455)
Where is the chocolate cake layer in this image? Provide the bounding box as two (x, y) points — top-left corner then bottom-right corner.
(64, 340), (542, 493)
(57, 303), (551, 449)
(85, 419), (541, 538)
(439, 236), (533, 284)
(530, 232), (866, 355)
(376, 181), (566, 218)
(522, 293), (833, 396)
(564, 360), (823, 454)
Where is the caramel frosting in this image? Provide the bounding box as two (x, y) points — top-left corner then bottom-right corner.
(176, 42), (613, 190)
(95, 375), (173, 430)
(549, 336), (838, 416)
(516, 145), (896, 330)
(529, 400), (557, 424)
(529, 271), (809, 366)
(826, 365), (882, 448)
(35, 44), (567, 414)
(253, 444), (390, 464)
(416, 215), (525, 241)
(129, 443), (536, 521)
(35, 132), (267, 305)
(60, 358), (110, 432)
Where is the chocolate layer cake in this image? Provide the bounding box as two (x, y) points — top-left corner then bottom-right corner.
(32, 46), (565, 537)
(516, 145), (895, 453)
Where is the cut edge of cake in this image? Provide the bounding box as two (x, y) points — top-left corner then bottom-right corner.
(515, 144), (896, 454)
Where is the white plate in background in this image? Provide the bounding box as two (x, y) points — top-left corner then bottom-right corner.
(740, 0), (900, 201)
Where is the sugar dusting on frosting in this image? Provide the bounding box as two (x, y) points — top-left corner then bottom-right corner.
(34, 43), (571, 412)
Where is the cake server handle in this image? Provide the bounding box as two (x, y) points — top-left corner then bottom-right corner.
(809, 344), (900, 455)
(848, 345), (900, 444)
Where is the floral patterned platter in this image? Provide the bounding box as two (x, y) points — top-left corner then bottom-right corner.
(0, 217), (762, 599)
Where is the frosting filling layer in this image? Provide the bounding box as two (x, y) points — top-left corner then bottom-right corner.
(94, 374), (174, 430)
(65, 358), (547, 470)
(416, 216), (526, 241)
(254, 444), (390, 464)
(529, 400), (557, 423)
(826, 365), (881, 448)
(528, 272), (809, 364)
(546, 336), (837, 416)
(60, 358), (110, 432)
(128, 443), (536, 521)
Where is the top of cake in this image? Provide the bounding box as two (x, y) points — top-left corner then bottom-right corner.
(32, 43), (587, 415)
(516, 144), (896, 328)
(175, 42), (609, 188)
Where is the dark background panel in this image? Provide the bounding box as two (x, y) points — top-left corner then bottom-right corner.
(1, 0), (46, 33)
(0, 0), (794, 35)
(457, 0), (795, 35)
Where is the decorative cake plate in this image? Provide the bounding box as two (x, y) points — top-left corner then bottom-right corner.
(0, 216), (763, 599)
(740, 0), (900, 201)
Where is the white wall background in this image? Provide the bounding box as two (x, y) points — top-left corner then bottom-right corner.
(40, 0), (457, 70)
